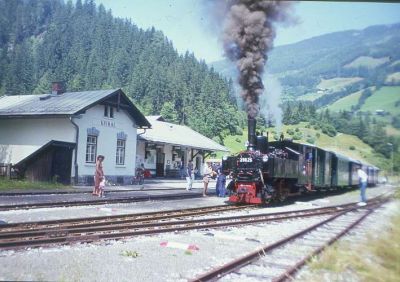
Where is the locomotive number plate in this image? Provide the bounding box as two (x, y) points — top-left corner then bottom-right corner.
(239, 157), (252, 163)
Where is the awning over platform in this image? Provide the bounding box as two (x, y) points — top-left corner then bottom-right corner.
(140, 116), (229, 152)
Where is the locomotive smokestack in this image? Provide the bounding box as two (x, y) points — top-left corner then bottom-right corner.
(247, 116), (256, 151)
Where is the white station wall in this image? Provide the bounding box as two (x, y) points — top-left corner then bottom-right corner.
(0, 118), (75, 164)
(73, 104), (138, 178)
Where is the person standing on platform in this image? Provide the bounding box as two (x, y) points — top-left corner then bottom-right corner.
(202, 162), (213, 197)
(216, 168), (227, 197)
(136, 163), (145, 190)
(179, 161), (184, 179)
(357, 168), (368, 206)
(93, 155), (105, 197)
(186, 160), (194, 191)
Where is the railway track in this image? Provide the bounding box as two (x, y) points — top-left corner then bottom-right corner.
(0, 187), (189, 196)
(191, 198), (387, 282)
(0, 200), (380, 251)
(0, 204), (251, 231)
(0, 192), (203, 211)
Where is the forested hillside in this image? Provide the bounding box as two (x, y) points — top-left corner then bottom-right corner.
(0, 0), (243, 143)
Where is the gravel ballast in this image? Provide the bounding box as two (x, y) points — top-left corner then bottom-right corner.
(0, 185), (397, 281)
(0, 185), (393, 224)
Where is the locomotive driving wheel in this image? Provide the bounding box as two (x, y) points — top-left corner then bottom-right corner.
(275, 179), (289, 202)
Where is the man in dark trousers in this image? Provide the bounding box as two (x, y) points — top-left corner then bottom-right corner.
(216, 167), (227, 197)
(185, 160), (194, 191)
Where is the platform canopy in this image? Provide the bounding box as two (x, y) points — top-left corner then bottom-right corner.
(140, 116), (229, 152)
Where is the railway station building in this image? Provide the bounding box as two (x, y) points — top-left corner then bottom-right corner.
(0, 84), (229, 184)
(136, 116), (229, 178)
(0, 84), (150, 185)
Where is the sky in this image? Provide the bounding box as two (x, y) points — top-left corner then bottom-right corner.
(96, 0), (400, 63)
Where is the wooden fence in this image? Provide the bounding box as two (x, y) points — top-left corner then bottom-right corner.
(0, 163), (13, 179)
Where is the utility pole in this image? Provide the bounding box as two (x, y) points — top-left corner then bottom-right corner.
(387, 143), (394, 180)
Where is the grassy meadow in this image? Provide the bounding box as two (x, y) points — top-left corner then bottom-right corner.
(343, 55), (390, 69)
(328, 89), (363, 111)
(317, 77), (364, 92)
(360, 86), (400, 114)
(328, 86), (400, 114)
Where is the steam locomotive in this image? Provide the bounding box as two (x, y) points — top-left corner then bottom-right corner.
(222, 117), (379, 204)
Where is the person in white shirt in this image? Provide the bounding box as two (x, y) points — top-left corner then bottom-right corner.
(202, 162), (214, 197)
(357, 168), (368, 206)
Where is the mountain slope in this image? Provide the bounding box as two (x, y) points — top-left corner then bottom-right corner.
(212, 23), (400, 103)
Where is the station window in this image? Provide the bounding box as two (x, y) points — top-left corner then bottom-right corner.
(104, 105), (114, 118)
(86, 135), (97, 163)
(116, 139), (125, 165)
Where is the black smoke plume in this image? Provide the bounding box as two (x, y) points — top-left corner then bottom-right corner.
(220, 0), (294, 118)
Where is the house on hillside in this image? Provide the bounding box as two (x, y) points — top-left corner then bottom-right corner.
(136, 116), (229, 178)
(0, 83), (150, 185)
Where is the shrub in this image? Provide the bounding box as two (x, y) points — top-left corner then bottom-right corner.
(349, 145), (355, 150)
(316, 133), (321, 138)
(293, 133), (302, 140)
(287, 128), (295, 135)
(295, 127), (300, 132)
(235, 126), (243, 136)
(235, 137), (241, 143)
(306, 137), (315, 144)
(321, 124), (337, 137)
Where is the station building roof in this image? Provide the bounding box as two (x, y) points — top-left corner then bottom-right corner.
(0, 89), (150, 128)
(140, 116), (229, 152)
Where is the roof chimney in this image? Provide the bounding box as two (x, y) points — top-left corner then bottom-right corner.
(51, 81), (66, 95)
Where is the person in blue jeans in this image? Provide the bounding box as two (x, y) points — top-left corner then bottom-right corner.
(357, 168), (368, 206)
(216, 168), (227, 197)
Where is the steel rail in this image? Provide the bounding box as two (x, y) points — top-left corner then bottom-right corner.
(190, 199), (386, 282)
(0, 192), (203, 211)
(0, 196), (387, 252)
(272, 207), (376, 282)
(0, 198), (370, 235)
(0, 205), (251, 234)
(0, 207), (337, 241)
(0, 187), (192, 196)
(0, 201), (372, 251)
(1, 195), (382, 231)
